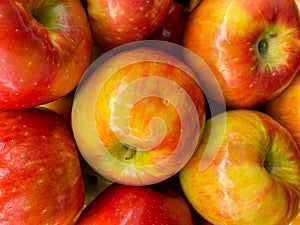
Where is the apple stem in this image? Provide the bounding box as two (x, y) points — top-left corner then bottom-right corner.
(124, 144), (136, 160)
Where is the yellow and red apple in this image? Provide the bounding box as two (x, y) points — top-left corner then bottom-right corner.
(179, 109), (300, 224)
(72, 41), (207, 186)
(262, 71), (300, 148)
(183, 0), (300, 108)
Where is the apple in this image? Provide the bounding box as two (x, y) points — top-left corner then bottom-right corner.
(0, 108), (85, 224)
(179, 109), (300, 224)
(182, 0), (300, 108)
(75, 183), (194, 225)
(86, 0), (172, 49)
(262, 71), (300, 149)
(0, 0), (93, 109)
(72, 41), (207, 186)
(150, 2), (189, 45)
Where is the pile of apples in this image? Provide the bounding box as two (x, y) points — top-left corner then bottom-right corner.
(0, 0), (299, 224)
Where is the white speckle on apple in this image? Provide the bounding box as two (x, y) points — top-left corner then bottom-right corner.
(129, 18), (135, 22)
(0, 14), (3, 18)
(15, 29), (19, 32)
(19, 79), (24, 83)
(34, 82), (38, 86)
(27, 61), (32, 66)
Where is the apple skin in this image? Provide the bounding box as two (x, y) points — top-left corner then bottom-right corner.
(72, 42), (206, 186)
(76, 183), (194, 225)
(179, 109), (300, 225)
(0, 108), (85, 225)
(183, 0), (300, 108)
(262, 71), (300, 149)
(0, 0), (93, 109)
(86, 0), (172, 49)
(150, 2), (190, 45)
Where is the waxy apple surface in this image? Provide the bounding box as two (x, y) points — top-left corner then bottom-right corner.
(179, 109), (300, 225)
(183, 0), (300, 108)
(0, 108), (85, 225)
(72, 42), (206, 186)
(87, 0), (172, 49)
(0, 0), (93, 109)
(76, 183), (194, 225)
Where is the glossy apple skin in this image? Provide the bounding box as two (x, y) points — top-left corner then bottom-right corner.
(0, 108), (85, 225)
(76, 183), (194, 225)
(87, 0), (172, 49)
(183, 0), (300, 108)
(72, 43), (206, 185)
(262, 71), (300, 149)
(0, 0), (93, 109)
(150, 2), (189, 45)
(179, 109), (300, 225)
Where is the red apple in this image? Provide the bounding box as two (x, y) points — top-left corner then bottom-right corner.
(86, 0), (172, 49)
(183, 0), (300, 108)
(0, 108), (85, 224)
(0, 0), (93, 109)
(76, 183), (194, 225)
(72, 41), (207, 185)
(179, 109), (300, 224)
(262, 71), (300, 149)
(150, 2), (189, 45)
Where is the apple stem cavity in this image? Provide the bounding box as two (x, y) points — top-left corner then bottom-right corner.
(264, 160), (272, 173)
(258, 38), (269, 55)
(124, 144), (137, 160)
(31, 1), (62, 31)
